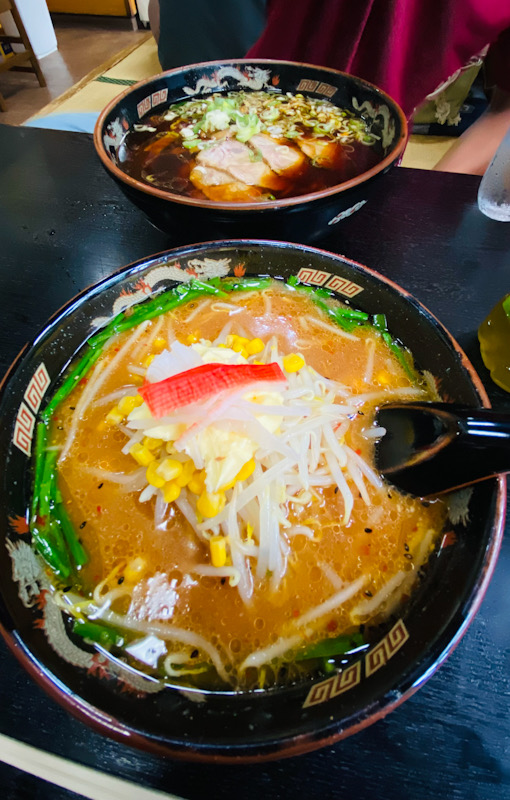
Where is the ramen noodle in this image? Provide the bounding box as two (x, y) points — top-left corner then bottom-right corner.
(31, 277), (448, 690)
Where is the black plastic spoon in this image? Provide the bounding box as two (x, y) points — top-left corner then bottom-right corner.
(374, 402), (510, 497)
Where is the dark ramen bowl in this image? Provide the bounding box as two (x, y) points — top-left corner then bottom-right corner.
(93, 60), (407, 243)
(0, 240), (504, 763)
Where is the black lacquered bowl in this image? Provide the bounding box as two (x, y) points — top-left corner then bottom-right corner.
(93, 60), (407, 243)
(0, 241), (504, 762)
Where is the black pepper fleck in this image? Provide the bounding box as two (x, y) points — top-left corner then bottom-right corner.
(365, 527), (372, 533)
(191, 649), (199, 658)
(404, 543), (410, 552)
(117, 576), (125, 585)
(79, 521), (87, 529)
(404, 553), (413, 560)
(364, 590), (373, 597)
(98, 483), (104, 489)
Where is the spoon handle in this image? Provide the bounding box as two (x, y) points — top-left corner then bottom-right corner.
(450, 407), (510, 476)
(377, 403), (510, 496)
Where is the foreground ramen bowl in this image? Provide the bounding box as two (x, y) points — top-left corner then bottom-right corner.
(0, 241), (504, 762)
(93, 60), (407, 243)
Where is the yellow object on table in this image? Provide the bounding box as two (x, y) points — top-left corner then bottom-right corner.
(478, 294), (510, 393)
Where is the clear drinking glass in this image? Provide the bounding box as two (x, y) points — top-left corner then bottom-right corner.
(477, 124), (510, 221)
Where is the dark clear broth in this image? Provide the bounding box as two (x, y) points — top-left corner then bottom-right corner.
(121, 91), (382, 202)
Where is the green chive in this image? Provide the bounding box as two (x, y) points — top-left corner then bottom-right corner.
(30, 422), (48, 520)
(32, 521), (71, 579)
(38, 449), (59, 518)
(72, 618), (123, 647)
(54, 503), (88, 568)
(41, 346), (102, 424)
(372, 313), (388, 331)
(296, 632), (364, 661)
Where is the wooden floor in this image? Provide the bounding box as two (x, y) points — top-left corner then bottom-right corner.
(0, 14), (149, 126)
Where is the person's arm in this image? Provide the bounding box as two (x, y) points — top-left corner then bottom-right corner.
(434, 87), (510, 175)
(148, 0), (160, 43)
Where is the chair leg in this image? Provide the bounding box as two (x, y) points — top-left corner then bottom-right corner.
(29, 54), (46, 88)
(8, 1), (47, 88)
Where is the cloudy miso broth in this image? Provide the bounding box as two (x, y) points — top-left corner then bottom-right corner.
(36, 279), (447, 690)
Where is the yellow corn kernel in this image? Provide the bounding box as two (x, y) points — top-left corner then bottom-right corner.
(283, 353), (305, 373)
(197, 490), (226, 519)
(105, 406), (124, 426)
(130, 442), (155, 466)
(236, 457), (256, 482)
(143, 436), (164, 452)
(143, 353), (156, 368)
(163, 481), (181, 503)
(188, 470), (206, 495)
(210, 535), (227, 568)
(220, 457), (256, 491)
(146, 460), (166, 488)
(246, 522), (254, 541)
(118, 395), (143, 416)
(175, 459), (195, 487)
(124, 557), (147, 584)
(186, 332), (199, 344)
(246, 338), (264, 355)
(156, 457), (183, 482)
(153, 337), (167, 351)
(376, 371), (391, 385)
(232, 340), (245, 354)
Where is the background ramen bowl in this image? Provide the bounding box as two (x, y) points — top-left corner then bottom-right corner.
(93, 60), (407, 243)
(0, 241), (504, 762)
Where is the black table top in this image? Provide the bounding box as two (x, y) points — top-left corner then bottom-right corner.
(1, 123), (510, 800)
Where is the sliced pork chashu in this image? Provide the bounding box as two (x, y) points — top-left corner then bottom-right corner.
(297, 137), (345, 169)
(248, 133), (306, 177)
(189, 164), (264, 202)
(196, 138), (283, 190)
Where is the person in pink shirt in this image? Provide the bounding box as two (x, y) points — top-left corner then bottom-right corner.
(246, 0), (510, 174)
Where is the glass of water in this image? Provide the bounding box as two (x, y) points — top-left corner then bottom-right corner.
(477, 124), (510, 221)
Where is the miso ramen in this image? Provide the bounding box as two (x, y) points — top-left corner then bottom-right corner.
(121, 91), (381, 202)
(31, 277), (448, 691)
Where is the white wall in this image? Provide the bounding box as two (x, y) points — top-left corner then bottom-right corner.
(0, 0), (57, 59)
